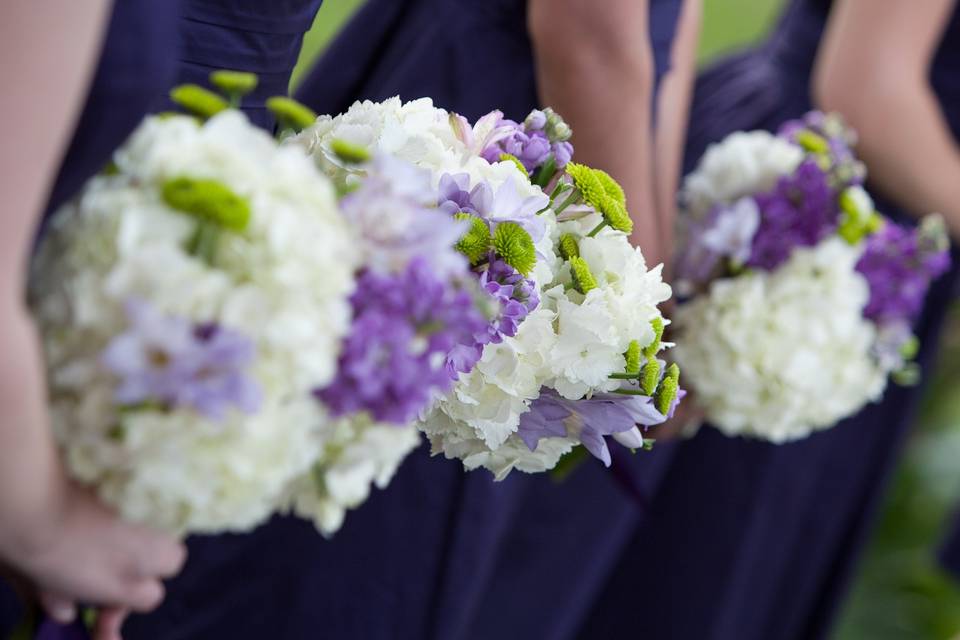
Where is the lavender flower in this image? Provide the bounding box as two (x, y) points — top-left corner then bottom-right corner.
(437, 172), (548, 243)
(856, 218), (951, 325)
(476, 109), (574, 175)
(748, 158), (839, 270)
(102, 299), (262, 420)
(316, 258), (488, 425)
(342, 155), (468, 278)
(779, 111), (865, 188)
(517, 389), (671, 467)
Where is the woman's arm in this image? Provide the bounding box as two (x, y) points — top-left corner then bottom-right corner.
(654, 0), (701, 273)
(813, 0), (960, 234)
(528, 0), (663, 265)
(0, 2), (185, 629)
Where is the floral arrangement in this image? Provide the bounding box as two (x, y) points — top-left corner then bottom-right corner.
(295, 98), (682, 480)
(673, 111), (951, 442)
(28, 75), (487, 537)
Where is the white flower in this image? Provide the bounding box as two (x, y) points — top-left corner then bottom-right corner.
(674, 238), (889, 442)
(700, 197), (761, 265)
(286, 416), (421, 536)
(682, 130), (804, 219)
(31, 111), (359, 535)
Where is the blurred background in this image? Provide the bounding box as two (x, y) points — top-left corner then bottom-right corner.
(292, 1), (960, 636)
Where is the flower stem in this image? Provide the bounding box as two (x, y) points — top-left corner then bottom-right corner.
(587, 221), (608, 237)
(554, 191), (580, 215)
(609, 373), (640, 380)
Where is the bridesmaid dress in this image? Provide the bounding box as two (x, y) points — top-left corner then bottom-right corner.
(124, 1), (684, 639)
(0, 1), (181, 637)
(581, 2), (960, 639)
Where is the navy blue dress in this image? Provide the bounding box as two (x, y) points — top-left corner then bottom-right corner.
(0, 1), (180, 637)
(580, 2), (960, 639)
(124, 1), (683, 639)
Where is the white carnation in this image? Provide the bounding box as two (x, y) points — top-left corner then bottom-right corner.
(673, 238), (889, 442)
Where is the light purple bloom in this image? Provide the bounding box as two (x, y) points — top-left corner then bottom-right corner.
(779, 110), (865, 188)
(437, 172), (548, 243)
(856, 219), (951, 325)
(518, 389), (671, 467)
(700, 197), (761, 266)
(342, 156), (468, 278)
(102, 299), (261, 420)
(316, 258), (489, 425)
(474, 109), (575, 175)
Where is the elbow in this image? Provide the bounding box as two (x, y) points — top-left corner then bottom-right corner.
(812, 64), (867, 130)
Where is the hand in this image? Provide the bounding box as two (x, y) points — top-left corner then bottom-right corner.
(0, 481), (186, 630)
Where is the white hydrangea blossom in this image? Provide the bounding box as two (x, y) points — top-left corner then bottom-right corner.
(31, 112), (360, 535)
(673, 238), (889, 442)
(682, 130), (804, 219)
(286, 416), (421, 535)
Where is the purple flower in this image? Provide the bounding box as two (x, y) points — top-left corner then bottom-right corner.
(779, 110), (865, 188)
(443, 260), (541, 378)
(518, 389), (671, 467)
(474, 110), (574, 175)
(856, 219), (951, 325)
(102, 299), (262, 420)
(342, 155), (468, 278)
(437, 172), (548, 243)
(316, 258), (488, 425)
(748, 158), (839, 270)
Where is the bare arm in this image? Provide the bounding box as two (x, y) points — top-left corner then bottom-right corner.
(0, 2), (185, 628)
(654, 0), (701, 274)
(813, 0), (960, 235)
(528, 0), (663, 266)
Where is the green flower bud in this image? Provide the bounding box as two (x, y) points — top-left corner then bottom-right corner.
(600, 196), (633, 234)
(569, 256), (598, 294)
(266, 96), (317, 132)
(169, 84), (229, 120)
(493, 222), (537, 276)
(892, 362), (921, 387)
(566, 162), (606, 210)
(624, 340), (641, 375)
(558, 233), (580, 260)
(330, 139), (372, 164)
(162, 176), (251, 231)
(644, 317), (665, 358)
(210, 70), (259, 102)
(499, 153), (529, 177)
(641, 359), (661, 396)
(899, 334), (920, 361)
(592, 168), (626, 207)
(654, 370), (679, 415)
(455, 213), (492, 264)
(796, 130), (830, 154)
(918, 214), (950, 254)
(543, 107), (573, 142)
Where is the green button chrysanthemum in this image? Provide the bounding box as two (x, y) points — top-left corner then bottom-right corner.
(499, 153), (529, 177)
(624, 340), (641, 375)
(558, 233), (581, 260)
(330, 139), (372, 164)
(641, 359), (661, 396)
(493, 222), (536, 276)
(644, 317), (665, 358)
(654, 363), (681, 415)
(266, 97), (318, 132)
(169, 84), (229, 120)
(569, 256), (598, 294)
(593, 168), (626, 207)
(600, 196), (633, 234)
(566, 163), (607, 210)
(455, 213), (492, 264)
(796, 130), (830, 154)
(162, 177), (251, 231)
(210, 71), (259, 98)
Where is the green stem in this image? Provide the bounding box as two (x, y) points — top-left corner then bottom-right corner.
(554, 191), (581, 215)
(187, 221), (220, 265)
(587, 221), (608, 237)
(609, 373), (640, 380)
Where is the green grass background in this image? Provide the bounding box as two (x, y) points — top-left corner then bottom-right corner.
(293, 1), (960, 637)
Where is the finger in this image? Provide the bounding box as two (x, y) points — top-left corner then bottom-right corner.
(124, 579), (164, 613)
(38, 591), (77, 624)
(118, 527), (187, 579)
(94, 607), (129, 640)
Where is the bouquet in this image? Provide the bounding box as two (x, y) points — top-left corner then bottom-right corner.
(295, 98), (682, 480)
(29, 75), (489, 536)
(673, 111), (951, 442)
